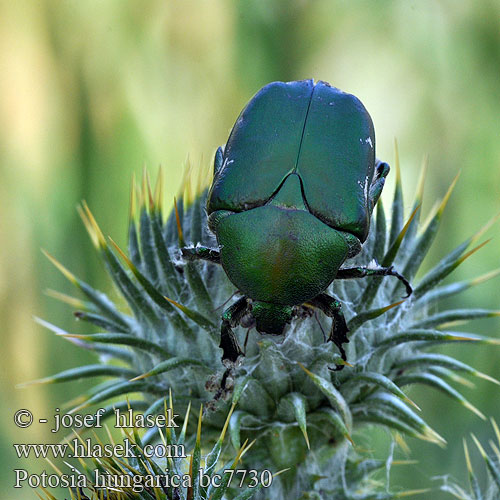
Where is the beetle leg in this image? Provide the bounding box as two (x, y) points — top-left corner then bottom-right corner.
(217, 297), (248, 392)
(220, 296), (247, 363)
(313, 311), (327, 343)
(336, 265), (412, 298)
(308, 293), (349, 371)
(181, 246), (221, 264)
(369, 160), (390, 209)
(214, 146), (224, 175)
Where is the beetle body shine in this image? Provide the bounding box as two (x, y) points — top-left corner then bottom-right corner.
(182, 80), (410, 370)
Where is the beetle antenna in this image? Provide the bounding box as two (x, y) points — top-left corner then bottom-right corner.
(213, 290), (240, 312)
(243, 328), (251, 354)
(314, 312), (327, 343)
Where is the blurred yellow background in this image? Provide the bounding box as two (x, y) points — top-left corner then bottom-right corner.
(1, 1), (499, 497)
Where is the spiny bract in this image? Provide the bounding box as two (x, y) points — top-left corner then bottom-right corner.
(39, 398), (273, 500)
(36, 150), (500, 499)
(440, 419), (500, 500)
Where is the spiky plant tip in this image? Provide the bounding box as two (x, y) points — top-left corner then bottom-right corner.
(440, 419), (500, 499)
(41, 399), (274, 500)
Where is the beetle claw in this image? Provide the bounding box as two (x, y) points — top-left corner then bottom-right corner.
(386, 265), (413, 298)
(401, 281), (413, 298)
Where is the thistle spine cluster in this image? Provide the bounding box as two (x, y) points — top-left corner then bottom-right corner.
(30, 150), (500, 499)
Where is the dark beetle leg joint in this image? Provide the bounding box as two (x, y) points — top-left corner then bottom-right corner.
(336, 265), (412, 298)
(181, 246), (221, 264)
(217, 297), (248, 392)
(220, 296), (247, 362)
(309, 293), (350, 371)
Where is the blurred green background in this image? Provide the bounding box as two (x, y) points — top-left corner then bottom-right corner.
(1, 1), (499, 498)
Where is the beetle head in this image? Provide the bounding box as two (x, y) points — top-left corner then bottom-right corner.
(251, 301), (293, 335)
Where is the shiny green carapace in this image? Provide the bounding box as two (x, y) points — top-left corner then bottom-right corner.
(182, 79), (411, 372)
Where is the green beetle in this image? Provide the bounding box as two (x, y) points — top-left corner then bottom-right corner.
(182, 79), (411, 373)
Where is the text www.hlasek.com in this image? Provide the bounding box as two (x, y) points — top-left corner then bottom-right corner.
(14, 437), (146, 459)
